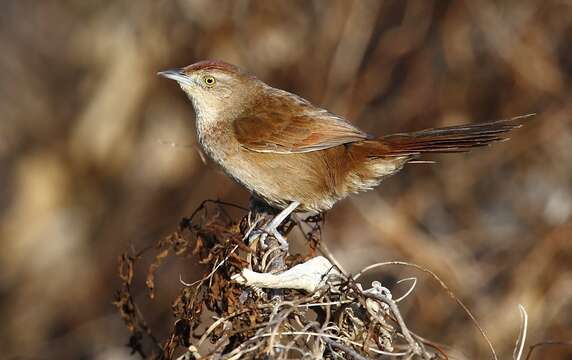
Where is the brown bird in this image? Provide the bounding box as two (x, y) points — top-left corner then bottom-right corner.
(159, 60), (531, 246)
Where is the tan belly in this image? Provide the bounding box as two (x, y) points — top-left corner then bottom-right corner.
(224, 150), (336, 212)
(201, 132), (406, 212)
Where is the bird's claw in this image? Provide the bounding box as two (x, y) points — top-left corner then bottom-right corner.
(246, 201), (299, 250)
(247, 226), (288, 250)
(263, 225), (289, 250)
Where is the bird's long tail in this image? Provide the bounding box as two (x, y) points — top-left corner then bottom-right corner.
(378, 114), (533, 156)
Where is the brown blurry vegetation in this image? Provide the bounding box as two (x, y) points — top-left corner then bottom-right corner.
(0, 0), (571, 359)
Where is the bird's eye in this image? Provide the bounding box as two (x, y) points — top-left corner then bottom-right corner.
(203, 75), (216, 87)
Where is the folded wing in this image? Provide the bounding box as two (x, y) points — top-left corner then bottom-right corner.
(233, 94), (367, 154)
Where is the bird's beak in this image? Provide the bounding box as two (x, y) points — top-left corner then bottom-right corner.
(157, 68), (193, 86)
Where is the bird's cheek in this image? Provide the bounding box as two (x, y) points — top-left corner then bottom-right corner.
(217, 86), (233, 99)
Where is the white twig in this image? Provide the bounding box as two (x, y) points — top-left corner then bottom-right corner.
(394, 277), (418, 303)
(352, 261), (498, 360)
(232, 256), (340, 293)
(175, 345), (201, 360)
(250, 331), (409, 357)
(513, 304), (529, 360)
(182, 244), (239, 288)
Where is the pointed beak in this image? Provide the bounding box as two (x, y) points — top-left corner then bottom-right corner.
(157, 68), (193, 86)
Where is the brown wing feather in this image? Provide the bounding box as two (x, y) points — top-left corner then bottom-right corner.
(377, 114), (533, 156)
(234, 92), (367, 153)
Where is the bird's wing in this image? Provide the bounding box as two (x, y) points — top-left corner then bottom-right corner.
(233, 93), (368, 154)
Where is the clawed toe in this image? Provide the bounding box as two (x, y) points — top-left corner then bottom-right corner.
(248, 226), (288, 250)
(247, 201), (299, 250)
(263, 226), (289, 249)
(246, 229), (269, 249)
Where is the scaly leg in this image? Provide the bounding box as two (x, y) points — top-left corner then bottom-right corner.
(261, 201), (300, 248)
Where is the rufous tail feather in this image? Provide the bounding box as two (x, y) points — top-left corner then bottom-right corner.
(379, 114), (534, 156)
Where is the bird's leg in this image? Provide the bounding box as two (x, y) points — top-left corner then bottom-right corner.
(262, 201), (300, 248)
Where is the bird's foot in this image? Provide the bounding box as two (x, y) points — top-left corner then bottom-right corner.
(245, 230), (268, 249)
(261, 223), (289, 249)
(248, 201), (300, 250)
(247, 227), (288, 250)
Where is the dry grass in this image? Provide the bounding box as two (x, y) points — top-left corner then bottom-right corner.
(113, 200), (539, 359)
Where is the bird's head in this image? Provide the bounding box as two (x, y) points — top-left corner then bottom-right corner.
(159, 60), (260, 121)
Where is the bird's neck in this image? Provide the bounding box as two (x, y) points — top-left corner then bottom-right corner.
(193, 105), (238, 166)
(190, 86), (261, 163)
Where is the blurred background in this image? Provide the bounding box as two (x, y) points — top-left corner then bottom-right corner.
(1, 0), (571, 358)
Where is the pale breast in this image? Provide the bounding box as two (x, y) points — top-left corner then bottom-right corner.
(232, 150), (341, 211)
(196, 116), (342, 212)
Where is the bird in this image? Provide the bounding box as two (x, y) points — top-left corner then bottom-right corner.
(159, 60), (531, 246)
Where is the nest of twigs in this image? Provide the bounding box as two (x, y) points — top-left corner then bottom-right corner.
(113, 200), (459, 359)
